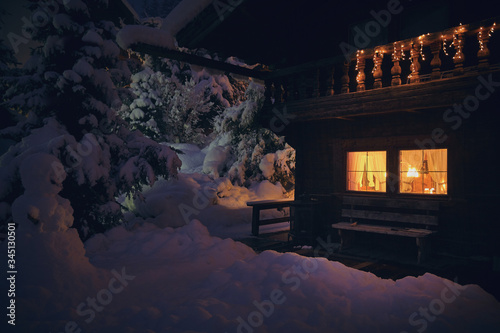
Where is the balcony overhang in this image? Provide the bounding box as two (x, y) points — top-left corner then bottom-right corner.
(263, 67), (500, 123)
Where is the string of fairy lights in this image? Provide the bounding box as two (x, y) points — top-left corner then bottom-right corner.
(478, 22), (496, 51)
(353, 21), (497, 83)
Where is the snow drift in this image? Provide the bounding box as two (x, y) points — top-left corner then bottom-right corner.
(4, 219), (500, 333)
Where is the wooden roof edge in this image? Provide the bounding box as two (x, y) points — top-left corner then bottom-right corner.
(128, 42), (271, 80)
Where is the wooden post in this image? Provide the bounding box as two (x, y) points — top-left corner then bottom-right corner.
(252, 206), (260, 236)
(373, 51), (383, 89)
(409, 43), (420, 83)
(477, 26), (491, 70)
(356, 52), (366, 92)
(341, 61), (350, 94)
(391, 43), (402, 86)
(430, 41), (442, 80)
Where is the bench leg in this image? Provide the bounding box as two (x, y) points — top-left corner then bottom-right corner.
(416, 237), (430, 264)
(251, 207), (260, 237)
(338, 230), (352, 251)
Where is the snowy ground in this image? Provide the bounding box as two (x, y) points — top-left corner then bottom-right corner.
(3, 144), (500, 333)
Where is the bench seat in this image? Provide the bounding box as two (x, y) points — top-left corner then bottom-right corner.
(331, 222), (436, 238)
(331, 195), (439, 263)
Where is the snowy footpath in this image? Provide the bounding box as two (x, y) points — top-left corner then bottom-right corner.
(2, 146), (500, 333)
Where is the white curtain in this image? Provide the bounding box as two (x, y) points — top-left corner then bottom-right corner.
(400, 150), (422, 171)
(367, 151), (386, 191)
(348, 151), (386, 191)
(347, 152), (366, 191)
(426, 149), (447, 194)
(400, 150), (424, 193)
(400, 149), (448, 194)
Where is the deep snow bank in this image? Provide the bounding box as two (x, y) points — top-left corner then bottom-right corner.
(5, 219), (500, 332)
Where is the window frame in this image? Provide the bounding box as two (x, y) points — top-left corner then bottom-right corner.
(398, 148), (448, 196)
(345, 150), (388, 193)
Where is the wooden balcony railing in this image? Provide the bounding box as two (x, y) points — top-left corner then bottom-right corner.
(263, 18), (498, 106)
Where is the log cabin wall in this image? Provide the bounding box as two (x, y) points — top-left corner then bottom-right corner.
(285, 82), (500, 257)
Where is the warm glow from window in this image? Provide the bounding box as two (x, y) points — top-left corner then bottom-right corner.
(347, 151), (386, 192)
(400, 149), (447, 194)
(407, 167), (419, 178)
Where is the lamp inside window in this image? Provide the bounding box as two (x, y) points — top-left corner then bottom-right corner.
(400, 149), (447, 194)
(347, 151), (387, 192)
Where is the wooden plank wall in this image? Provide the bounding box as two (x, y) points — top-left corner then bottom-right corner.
(287, 86), (500, 257)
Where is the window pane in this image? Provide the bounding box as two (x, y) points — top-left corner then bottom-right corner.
(347, 151), (386, 192)
(400, 149), (447, 194)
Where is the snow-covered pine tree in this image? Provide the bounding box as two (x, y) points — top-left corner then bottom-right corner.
(120, 67), (212, 144)
(0, 0), (181, 239)
(0, 38), (20, 131)
(210, 82), (295, 189)
(0, 8), (21, 131)
(120, 53), (248, 145)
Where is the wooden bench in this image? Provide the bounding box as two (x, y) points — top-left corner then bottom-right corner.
(331, 196), (439, 263)
(247, 199), (294, 236)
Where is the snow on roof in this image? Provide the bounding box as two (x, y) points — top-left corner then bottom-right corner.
(116, 0), (214, 50)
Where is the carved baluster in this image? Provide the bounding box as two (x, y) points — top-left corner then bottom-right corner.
(477, 26), (491, 70)
(373, 50), (383, 89)
(408, 43), (421, 83)
(453, 27), (465, 76)
(430, 41), (442, 80)
(325, 66), (335, 96)
(356, 51), (366, 92)
(341, 61), (350, 94)
(391, 43), (402, 86)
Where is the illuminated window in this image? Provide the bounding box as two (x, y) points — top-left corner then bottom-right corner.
(400, 149), (447, 194)
(347, 151), (386, 192)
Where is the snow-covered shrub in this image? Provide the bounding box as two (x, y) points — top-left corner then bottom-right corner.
(120, 54), (248, 145)
(210, 82), (295, 190)
(120, 68), (213, 144)
(0, 0), (181, 240)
